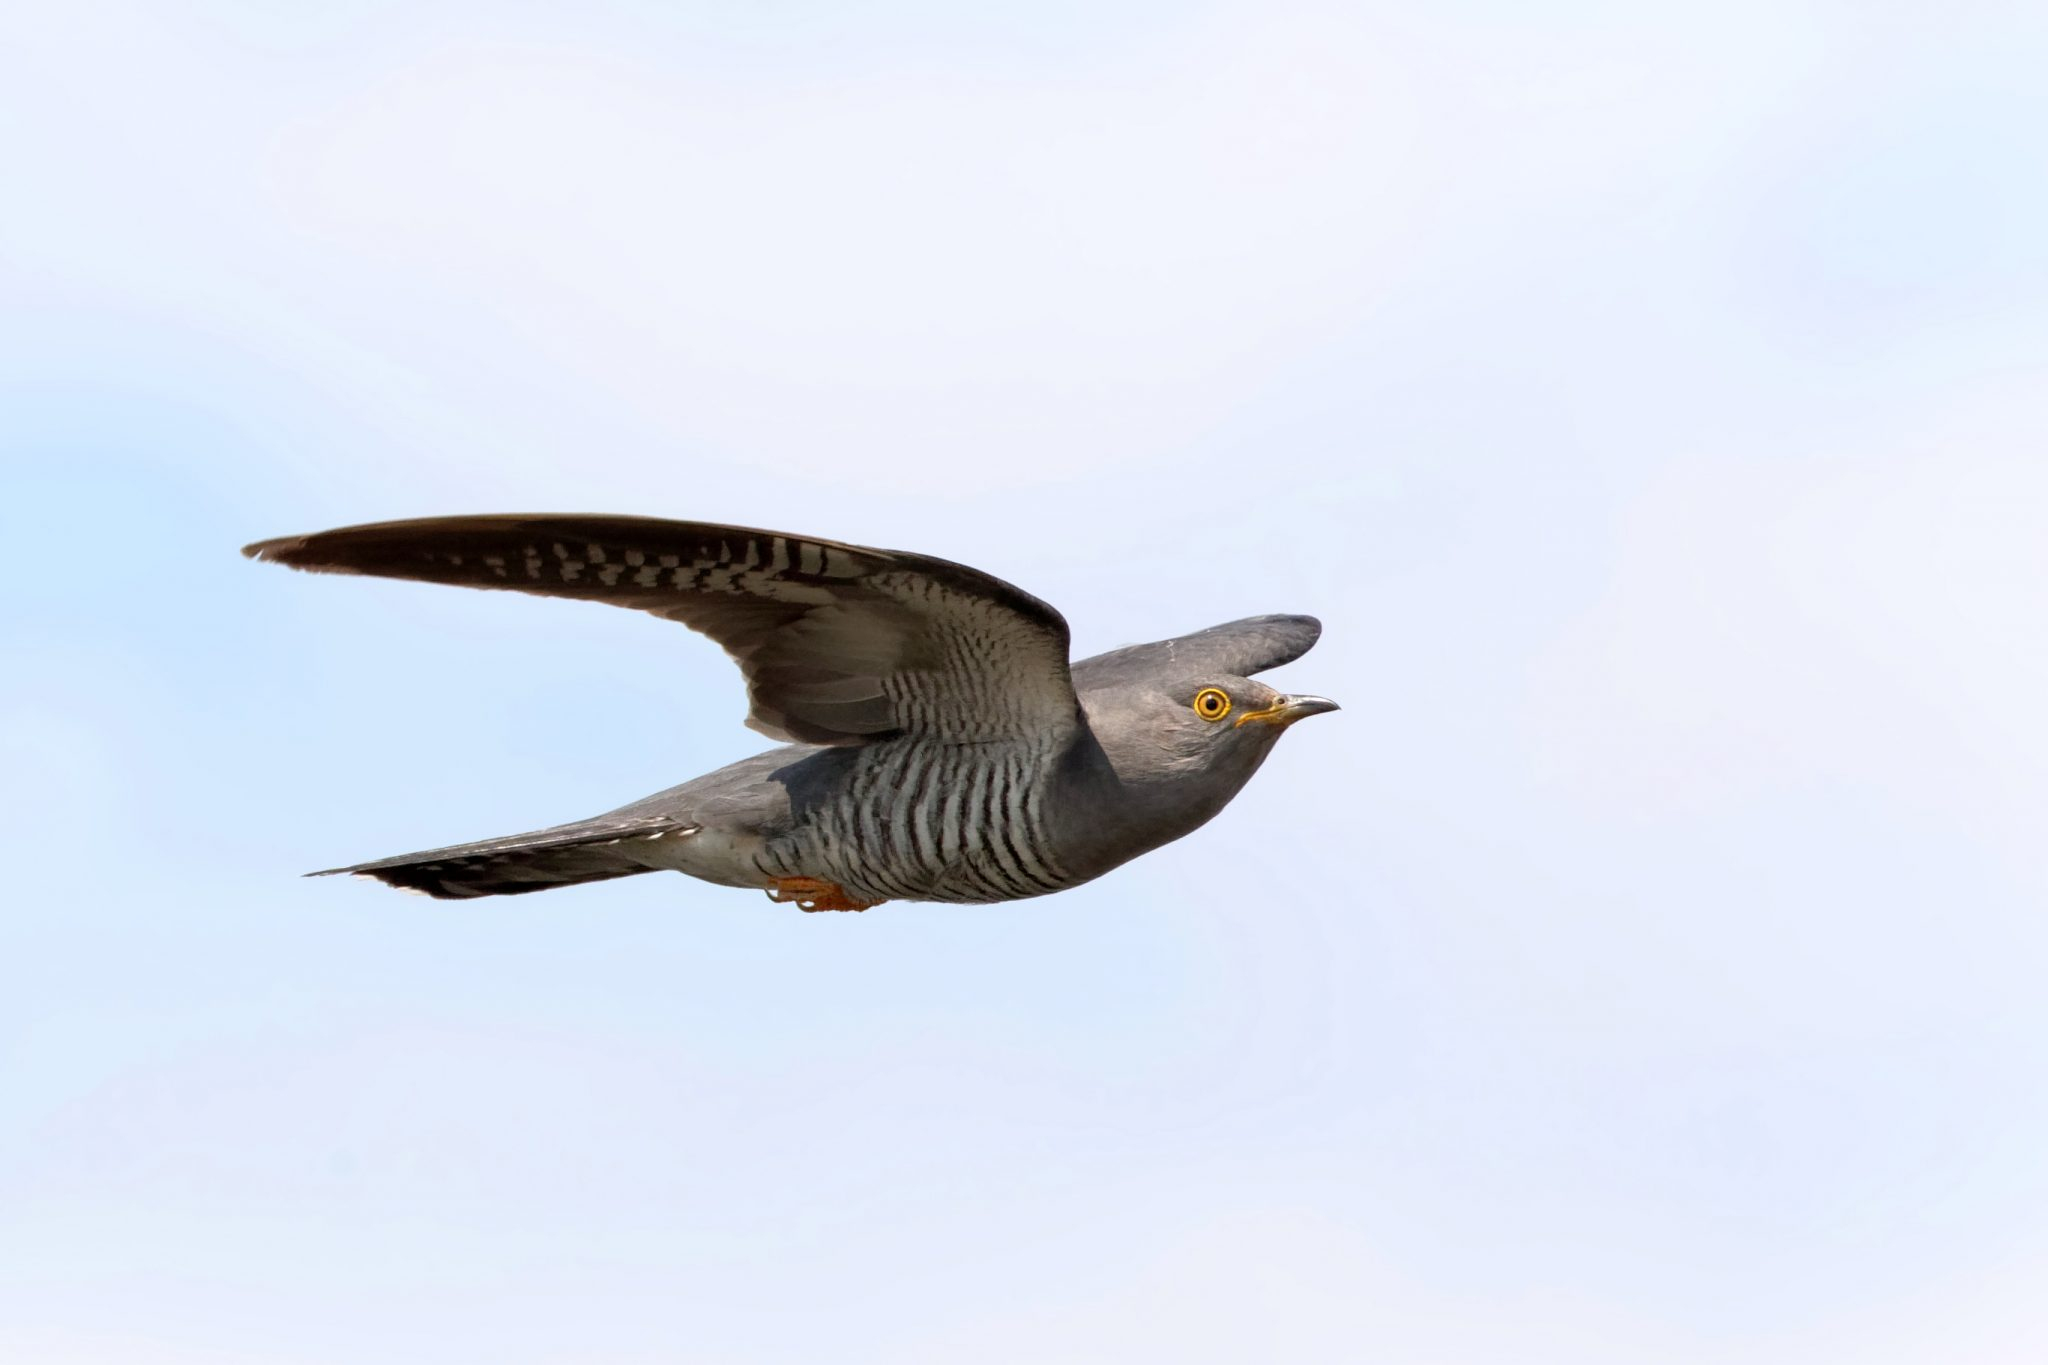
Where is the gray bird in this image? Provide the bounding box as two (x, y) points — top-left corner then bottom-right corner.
(245, 515), (1336, 910)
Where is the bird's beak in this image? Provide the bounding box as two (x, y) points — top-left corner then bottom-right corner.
(1234, 694), (1341, 729)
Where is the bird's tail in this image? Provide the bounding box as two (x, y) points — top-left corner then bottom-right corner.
(312, 814), (698, 900)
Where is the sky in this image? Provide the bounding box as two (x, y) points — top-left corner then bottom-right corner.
(4, 1), (2047, 1360)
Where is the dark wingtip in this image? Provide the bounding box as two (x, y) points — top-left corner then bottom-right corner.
(1274, 613), (1321, 637)
(1233, 613), (1322, 657)
(1231, 612), (1321, 634)
(242, 533), (302, 563)
(242, 531), (368, 574)
(304, 863), (448, 897)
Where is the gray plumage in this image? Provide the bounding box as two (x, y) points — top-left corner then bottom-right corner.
(244, 514), (1336, 909)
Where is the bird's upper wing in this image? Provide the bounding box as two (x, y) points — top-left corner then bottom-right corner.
(1070, 614), (1321, 689)
(245, 514), (1079, 746)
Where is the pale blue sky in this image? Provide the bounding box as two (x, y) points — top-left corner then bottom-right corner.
(4, 2), (2047, 1361)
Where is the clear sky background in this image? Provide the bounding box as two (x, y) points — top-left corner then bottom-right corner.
(4, 2), (2047, 1360)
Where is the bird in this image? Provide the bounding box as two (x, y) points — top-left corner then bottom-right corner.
(244, 514), (1337, 910)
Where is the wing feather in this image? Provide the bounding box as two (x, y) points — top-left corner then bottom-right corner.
(1071, 614), (1321, 689)
(245, 514), (1078, 746)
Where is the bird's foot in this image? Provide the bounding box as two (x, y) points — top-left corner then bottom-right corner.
(767, 876), (884, 913)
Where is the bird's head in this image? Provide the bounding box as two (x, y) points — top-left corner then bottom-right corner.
(1140, 675), (1340, 768)
(1073, 672), (1339, 852)
(1053, 612), (1335, 876)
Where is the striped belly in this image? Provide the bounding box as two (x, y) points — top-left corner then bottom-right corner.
(756, 737), (1073, 904)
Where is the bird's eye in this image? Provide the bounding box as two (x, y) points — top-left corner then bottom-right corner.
(1192, 687), (1232, 722)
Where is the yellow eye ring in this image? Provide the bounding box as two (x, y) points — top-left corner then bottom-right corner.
(1192, 687), (1232, 722)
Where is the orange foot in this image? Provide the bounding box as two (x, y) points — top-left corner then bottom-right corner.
(766, 876), (885, 913)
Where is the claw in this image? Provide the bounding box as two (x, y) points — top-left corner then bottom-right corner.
(766, 876), (883, 913)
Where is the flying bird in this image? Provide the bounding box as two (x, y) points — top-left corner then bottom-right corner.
(244, 515), (1336, 910)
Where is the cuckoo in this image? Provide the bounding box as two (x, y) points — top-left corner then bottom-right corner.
(244, 515), (1337, 910)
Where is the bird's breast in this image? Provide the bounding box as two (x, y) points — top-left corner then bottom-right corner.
(767, 735), (1079, 904)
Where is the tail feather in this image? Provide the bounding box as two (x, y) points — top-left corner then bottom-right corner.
(316, 814), (699, 900)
